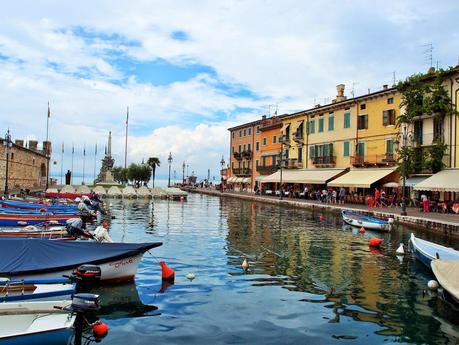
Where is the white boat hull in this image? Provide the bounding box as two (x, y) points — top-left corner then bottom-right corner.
(12, 253), (144, 283)
(342, 214), (390, 231)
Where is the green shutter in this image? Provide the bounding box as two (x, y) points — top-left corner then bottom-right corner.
(386, 140), (394, 154)
(344, 112), (350, 128)
(329, 143), (333, 156)
(328, 116), (334, 131)
(319, 118), (324, 132)
(343, 141), (349, 156)
(310, 120), (315, 133)
(323, 144), (328, 157)
(309, 146), (315, 159)
(383, 111), (388, 126)
(306, 121), (309, 134)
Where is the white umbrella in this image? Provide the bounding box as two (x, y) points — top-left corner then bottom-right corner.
(383, 182), (399, 188)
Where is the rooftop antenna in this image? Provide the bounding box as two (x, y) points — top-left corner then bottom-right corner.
(351, 82), (358, 98)
(422, 43), (433, 68)
(392, 71), (396, 86)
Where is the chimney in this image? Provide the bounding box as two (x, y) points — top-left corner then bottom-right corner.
(335, 84), (346, 102)
(383, 84), (388, 90)
(15, 139), (24, 147)
(42, 141), (52, 156)
(262, 115), (266, 120)
(29, 140), (38, 151)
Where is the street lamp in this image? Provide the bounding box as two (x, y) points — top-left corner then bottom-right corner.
(394, 123), (414, 216)
(182, 161), (185, 185)
(167, 152), (173, 187)
(220, 155), (225, 193)
(278, 135), (290, 200)
(3, 130), (13, 196)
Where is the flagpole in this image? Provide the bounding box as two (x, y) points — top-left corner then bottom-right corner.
(71, 143), (74, 185)
(82, 143), (86, 185)
(93, 143), (97, 184)
(124, 106), (129, 169)
(60, 142), (64, 185)
(45, 102), (50, 190)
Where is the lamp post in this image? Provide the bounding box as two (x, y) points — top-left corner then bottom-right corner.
(220, 155), (225, 193)
(167, 152), (173, 187)
(182, 161), (185, 184)
(173, 170), (176, 185)
(394, 123), (414, 216)
(278, 135), (290, 200)
(3, 130), (13, 196)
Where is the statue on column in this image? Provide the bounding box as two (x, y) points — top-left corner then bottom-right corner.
(95, 131), (116, 184)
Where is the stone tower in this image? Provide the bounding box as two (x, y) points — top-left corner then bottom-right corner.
(95, 131), (116, 184)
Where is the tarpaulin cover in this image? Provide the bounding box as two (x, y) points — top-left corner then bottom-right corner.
(0, 238), (162, 276)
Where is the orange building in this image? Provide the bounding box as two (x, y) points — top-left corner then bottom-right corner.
(228, 119), (261, 191)
(257, 115), (284, 178)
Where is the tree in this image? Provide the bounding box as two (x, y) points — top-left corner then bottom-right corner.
(112, 166), (128, 184)
(127, 163), (151, 186)
(147, 157), (160, 188)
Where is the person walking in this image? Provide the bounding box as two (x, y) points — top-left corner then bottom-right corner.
(339, 187), (346, 205)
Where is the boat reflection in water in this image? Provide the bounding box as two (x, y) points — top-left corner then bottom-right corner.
(91, 282), (159, 320)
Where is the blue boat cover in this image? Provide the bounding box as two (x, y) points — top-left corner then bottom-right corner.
(0, 238), (162, 276)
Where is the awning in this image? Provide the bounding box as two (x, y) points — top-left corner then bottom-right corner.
(262, 169), (345, 184)
(405, 176), (430, 187)
(255, 175), (266, 182)
(291, 120), (304, 133)
(227, 177), (236, 183)
(280, 123), (290, 134)
(328, 168), (396, 188)
(241, 177), (251, 183)
(414, 169), (459, 192)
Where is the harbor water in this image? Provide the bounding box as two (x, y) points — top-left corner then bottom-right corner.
(95, 193), (459, 345)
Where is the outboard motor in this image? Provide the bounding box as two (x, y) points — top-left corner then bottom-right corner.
(72, 264), (102, 286)
(70, 293), (101, 313)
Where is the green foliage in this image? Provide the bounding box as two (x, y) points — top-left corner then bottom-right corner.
(112, 166), (128, 184)
(147, 157), (160, 187)
(424, 140), (448, 173)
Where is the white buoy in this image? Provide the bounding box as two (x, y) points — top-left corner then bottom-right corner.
(186, 272), (195, 281)
(396, 243), (405, 255)
(241, 258), (249, 270)
(427, 280), (439, 290)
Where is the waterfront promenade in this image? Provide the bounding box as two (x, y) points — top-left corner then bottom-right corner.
(186, 187), (459, 238)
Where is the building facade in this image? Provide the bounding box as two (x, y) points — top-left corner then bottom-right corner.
(0, 137), (50, 193)
(257, 115), (284, 176)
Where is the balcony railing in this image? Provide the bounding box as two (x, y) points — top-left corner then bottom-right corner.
(233, 168), (252, 176)
(241, 150), (253, 159)
(351, 154), (396, 167)
(233, 152), (242, 160)
(279, 135), (290, 144)
(313, 156), (336, 166)
(285, 159), (301, 169)
(256, 165), (278, 174)
(293, 131), (304, 143)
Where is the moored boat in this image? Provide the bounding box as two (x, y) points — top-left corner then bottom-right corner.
(2, 200), (78, 212)
(0, 214), (77, 227)
(341, 210), (393, 231)
(410, 233), (459, 267)
(431, 260), (459, 304)
(0, 278), (75, 302)
(0, 238), (162, 283)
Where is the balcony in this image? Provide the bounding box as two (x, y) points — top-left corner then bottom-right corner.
(256, 165), (278, 175)
(279, 135), (290, 144)
(233, 168), (252, 176)
(313, 156), (336, 167)
(351, 154), (396, 167)
(293, 131), (304, 143)
(233, 151), (242, 160)
(241, 150), (253, 159)
(285, 159), (301, 169)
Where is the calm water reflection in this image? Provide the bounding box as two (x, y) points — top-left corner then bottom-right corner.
(95, 194), (458, 345)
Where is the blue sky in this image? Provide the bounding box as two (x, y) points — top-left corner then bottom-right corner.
(0, 0), (458, 181)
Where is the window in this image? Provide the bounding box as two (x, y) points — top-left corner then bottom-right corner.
(360, 103), (366, 110)
(232, 132), (235, 139)
(262, 137), (267, 146)
(262, 156), (267, 166)
(255, 159), (259, 167)
(344, 112), (351, 128)
(318, 117), (324, 132)
(273, 135), (277, 144)
(343, 141), (350, 156)
(256, 142), (260, 151)
(357, 115), (368, 130)
(10, 153), (14, 160)
(243, 144), (246, 151)
(357, 142), (365, 156)
(247, 143), (251, 151)
(243, 161), (246, 168)
(298, 146), (303, 162)
(328, 115), (334, 131)
(434, 117), (443, 141)
(248, 128), (252, 136)
(386, 139), (394, 154)
(238, 145), (242, 152)
(383, 109), (395, 126)
(243, 129), (246, 136)
(414, 120), (423, 145)
(256, 126), (260, 133)
(238, 161), (241, 168)
(239, 130), (242, 137)
(387, 97), (394, 104)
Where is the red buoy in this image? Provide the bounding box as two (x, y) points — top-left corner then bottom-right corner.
(160, 261), (175, 281)
(92, 321), (109, 338)
(369, 238), (383, 247)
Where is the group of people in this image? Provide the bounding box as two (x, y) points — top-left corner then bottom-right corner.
(310, 187), (347, 204)
(368, 187), (399, 208)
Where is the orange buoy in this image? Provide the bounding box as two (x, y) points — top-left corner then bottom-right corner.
(92, 321), (109, 339)
(369, 238), (383, 247)
(359, 226), (365, 233)
(160, 261), (175, 281)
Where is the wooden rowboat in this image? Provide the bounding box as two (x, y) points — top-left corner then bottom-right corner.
(410, 233), (459, 267)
